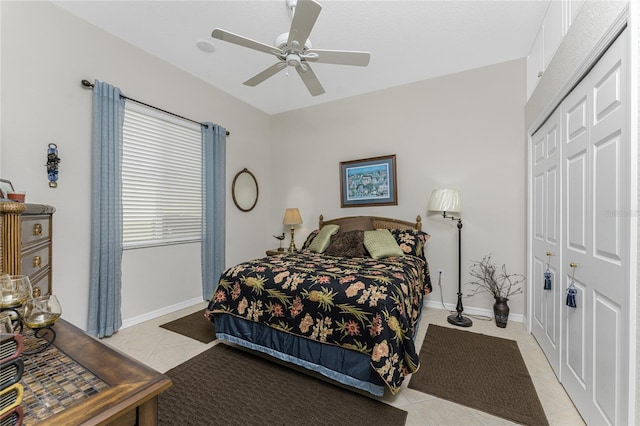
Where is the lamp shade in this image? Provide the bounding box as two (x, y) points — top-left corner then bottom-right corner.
(428, 189), (462, 213)
(283, 208), (303, 225)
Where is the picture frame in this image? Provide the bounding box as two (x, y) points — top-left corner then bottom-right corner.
(340, 154), (397, 207)
(0, 179), (14, 199)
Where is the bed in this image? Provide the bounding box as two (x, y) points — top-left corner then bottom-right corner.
(205, 215), (432, 396)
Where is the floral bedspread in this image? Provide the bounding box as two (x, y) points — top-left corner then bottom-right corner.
(207, 251), (431, 394)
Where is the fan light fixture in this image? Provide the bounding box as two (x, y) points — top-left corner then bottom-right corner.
(211, 0), (371, 96)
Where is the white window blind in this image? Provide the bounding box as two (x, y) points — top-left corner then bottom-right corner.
(122, 103), (202, 249)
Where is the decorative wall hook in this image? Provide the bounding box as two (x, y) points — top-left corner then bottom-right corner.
(46, 143), (60, 188)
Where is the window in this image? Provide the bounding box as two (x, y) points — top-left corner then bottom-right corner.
(122, 103), (202, 248)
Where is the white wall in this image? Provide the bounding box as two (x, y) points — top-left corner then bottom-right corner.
(635, 0), (640, 420)
(269, 59), (528, 317)
(0, 1), (272, 330)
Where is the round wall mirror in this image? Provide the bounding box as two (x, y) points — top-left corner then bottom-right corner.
(232, 168), (259, 212)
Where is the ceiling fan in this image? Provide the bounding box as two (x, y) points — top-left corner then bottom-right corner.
(211, 0), (371, 96)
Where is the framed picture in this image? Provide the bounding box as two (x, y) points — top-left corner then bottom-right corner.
(0, 179), (14, 199)
(340, 154), (397, 207)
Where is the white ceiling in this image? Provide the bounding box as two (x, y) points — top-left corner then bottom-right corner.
(51, 0), (550, 115)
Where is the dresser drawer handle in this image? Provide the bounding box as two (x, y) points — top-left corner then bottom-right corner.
(32, 287), (41, 298)
(33, 256), (41, 268)
(33, 223), (42, 236)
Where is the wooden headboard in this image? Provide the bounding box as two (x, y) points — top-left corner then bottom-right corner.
(318, 214), (422, 231)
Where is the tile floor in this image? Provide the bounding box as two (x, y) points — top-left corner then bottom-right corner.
(103, 303), (585, 426)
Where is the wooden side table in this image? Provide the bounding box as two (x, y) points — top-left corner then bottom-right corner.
(265, 249), (287, 256)
(23, 319), (172, 425)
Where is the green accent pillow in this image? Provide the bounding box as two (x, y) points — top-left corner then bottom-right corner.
(364, 229), (404, 259)
(308, 224), (340, 253)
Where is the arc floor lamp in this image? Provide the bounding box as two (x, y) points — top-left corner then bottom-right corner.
(428, 189), (472, 327)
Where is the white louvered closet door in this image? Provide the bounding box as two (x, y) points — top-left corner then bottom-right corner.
(560, 28), (630, 426)
(530, 108), (562, 377)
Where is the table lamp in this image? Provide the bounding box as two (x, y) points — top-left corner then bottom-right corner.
(283, 208), (303, 252)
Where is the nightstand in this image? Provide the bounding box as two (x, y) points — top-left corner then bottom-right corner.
(266, 249), (287, 256)
(266, 249), (289, 256)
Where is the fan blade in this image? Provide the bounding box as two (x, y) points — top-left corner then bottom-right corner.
(243, 62), (286, 87)
(212, 29), (282, 56)
(305, 49), (371, 67)
(288, 0), (322, 49)
(296, 63), (325, 96)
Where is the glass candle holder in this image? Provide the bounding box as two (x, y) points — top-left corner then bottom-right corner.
(0, 311), (15, 333)
(0, 275), (32, 308)
(22, 295), (62, 329)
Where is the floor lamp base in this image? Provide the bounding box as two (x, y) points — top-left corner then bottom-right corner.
(447, 313), (473, 327)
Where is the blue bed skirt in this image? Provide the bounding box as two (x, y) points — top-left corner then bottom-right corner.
(213, 314), (386, 396)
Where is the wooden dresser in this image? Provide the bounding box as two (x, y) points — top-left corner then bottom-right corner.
(0, 202), (55, 297)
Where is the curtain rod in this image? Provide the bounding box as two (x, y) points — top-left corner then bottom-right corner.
(81, 79), (230, 136)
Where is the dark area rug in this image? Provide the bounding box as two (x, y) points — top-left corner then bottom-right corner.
(159, 310), (217, 344)
(409, 324), (548, 426)
(159, 344), (407, 426)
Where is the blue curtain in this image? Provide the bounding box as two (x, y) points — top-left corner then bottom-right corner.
(88, 80), (125, 338)
(201, 123), (226, 299)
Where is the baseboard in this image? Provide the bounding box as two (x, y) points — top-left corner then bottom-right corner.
(121, 297), (205, 329)
(424, 299), (524, 323)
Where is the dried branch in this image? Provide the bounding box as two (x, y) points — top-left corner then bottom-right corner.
(465, 255), (525, 299)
